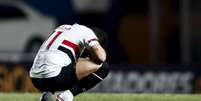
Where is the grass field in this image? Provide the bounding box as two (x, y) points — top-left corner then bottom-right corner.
(0, 93), (201, 101)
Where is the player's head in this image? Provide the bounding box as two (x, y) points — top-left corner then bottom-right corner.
(91, 28), (108, 49)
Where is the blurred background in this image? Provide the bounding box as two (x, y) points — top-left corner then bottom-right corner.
(1, 0), (201, 93)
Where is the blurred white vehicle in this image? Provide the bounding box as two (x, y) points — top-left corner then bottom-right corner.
(0, 1), (57, 62)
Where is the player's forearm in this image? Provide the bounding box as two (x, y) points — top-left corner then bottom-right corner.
(89, 43), (107, 64)
(94, 45), (106, 62)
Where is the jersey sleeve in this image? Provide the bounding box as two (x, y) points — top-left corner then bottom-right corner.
(85, 29), (98, 48)
(82, 26), (99, 49)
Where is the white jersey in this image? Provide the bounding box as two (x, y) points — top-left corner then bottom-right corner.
(30, 24), (98, 78)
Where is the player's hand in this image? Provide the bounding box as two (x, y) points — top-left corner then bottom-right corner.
(80, 49), (103, 65)
(80, 49), (92, 58)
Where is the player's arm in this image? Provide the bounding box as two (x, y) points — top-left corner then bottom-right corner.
(87, 41), (106, 64)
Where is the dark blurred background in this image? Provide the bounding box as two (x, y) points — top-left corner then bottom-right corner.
(1, 0), (201, 93)
(23, 0), (201, 65)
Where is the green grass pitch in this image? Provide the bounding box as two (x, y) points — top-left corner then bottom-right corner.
(0, 93), (201, 101)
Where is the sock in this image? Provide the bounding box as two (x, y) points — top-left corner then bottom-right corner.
(69, 73), (102, 96)
(69, 62), (109, 96)
(57, 90), (73, 101)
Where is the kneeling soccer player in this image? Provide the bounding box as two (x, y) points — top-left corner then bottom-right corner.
(29, 24), (109, 101)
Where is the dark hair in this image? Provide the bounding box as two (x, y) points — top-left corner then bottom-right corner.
(91, 28), (108, 49)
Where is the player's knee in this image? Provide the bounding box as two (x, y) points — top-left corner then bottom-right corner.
(93, 62), (110, 79)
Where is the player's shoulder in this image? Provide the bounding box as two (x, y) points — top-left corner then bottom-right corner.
(72, 23), (94, 33)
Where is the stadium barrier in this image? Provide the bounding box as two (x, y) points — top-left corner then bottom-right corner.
(92, 64), (201, 93)
(0, 64), (38, 92)
(0, 63), (201, 93)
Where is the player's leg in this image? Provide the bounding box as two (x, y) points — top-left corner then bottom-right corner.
(75, 58), (104, 80)
(31, 78), (54, 101)
(56, 62), (109, 101)
(70, 62), (109, 95)
(31, 63), (78, 101)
